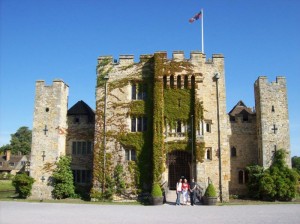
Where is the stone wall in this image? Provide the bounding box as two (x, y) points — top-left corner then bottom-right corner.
(254, 76), (291, 168)
(93, 51), (231, 201)
(229, 114), (258, 195)
(30, 80), (69, 199)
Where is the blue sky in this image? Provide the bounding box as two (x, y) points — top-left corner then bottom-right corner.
(0, 0), (299, 156)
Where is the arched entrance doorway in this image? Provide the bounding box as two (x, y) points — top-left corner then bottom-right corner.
(167, 151), (191, 190)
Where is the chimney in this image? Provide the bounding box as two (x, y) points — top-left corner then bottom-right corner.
(6, 150), (11, 161)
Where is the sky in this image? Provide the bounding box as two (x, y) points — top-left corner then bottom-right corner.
(0, 0), (299, 156)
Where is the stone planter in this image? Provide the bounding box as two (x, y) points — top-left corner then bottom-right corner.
(203, 196), (217, 205)
(151, 196), (164, 205)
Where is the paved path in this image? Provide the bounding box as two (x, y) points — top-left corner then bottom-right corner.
(1, 201), (300, 224)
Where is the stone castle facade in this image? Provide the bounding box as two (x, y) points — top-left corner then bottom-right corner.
(29, 51), (291, 201)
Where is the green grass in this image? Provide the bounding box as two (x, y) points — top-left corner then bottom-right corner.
(0, 180), (16, 199)
(0, 180), (15, 191)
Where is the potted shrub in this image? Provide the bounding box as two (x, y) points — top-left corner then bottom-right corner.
(203, 183), (217, 205)
(151, 183), (164, 205)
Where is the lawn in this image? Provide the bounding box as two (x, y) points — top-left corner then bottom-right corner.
(0, 180), (16, 199)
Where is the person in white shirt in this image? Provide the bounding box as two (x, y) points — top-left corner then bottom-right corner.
(175, 179), (182, 205)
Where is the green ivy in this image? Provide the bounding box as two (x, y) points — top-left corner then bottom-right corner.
(164, 88), (192, 125)
(93, 53), (207, 199)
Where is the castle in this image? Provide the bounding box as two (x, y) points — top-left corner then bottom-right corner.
(29, 51), (291, 201)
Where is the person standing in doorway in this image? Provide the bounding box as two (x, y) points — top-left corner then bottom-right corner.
(182, 178), (189, 205)
(175, 179), (182, 205)
(189, 178), (196, 206)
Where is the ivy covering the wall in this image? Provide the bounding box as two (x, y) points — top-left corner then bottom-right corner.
(92, 53), (206, 199)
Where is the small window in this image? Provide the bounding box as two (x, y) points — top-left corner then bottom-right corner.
(177, 76), (181, 88)
(131, 117), (147, 132)
(131, 118), (136, 132)
(72, 169), (92, 184)
(206, 123), (211, 133)
(191, 75), (195, 89)
(125, 149), (136, 161)
(132, 84), (137, 100)
(243, 114), (248, 122)
(271, 105), (275, 112)
(184, 75), (188, 89)
(131, 83), (147, 100)
(72, 141), (93, 155)
(74, 117), (80, 123)
(0, 162), (2, 167)
(170, 75), (174, 88)
(206, 148), (212, 160)
(21, 161), (26, 166)
(9, 162), (15, 167)
(231, 147), (237, 157)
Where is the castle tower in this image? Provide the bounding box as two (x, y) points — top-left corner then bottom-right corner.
(30, 80), (69, 199)
(254, 76), (291, 168)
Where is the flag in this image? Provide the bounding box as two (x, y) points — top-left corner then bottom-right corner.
(189, 11), (202, 23)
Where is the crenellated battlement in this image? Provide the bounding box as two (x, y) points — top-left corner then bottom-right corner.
(97, 51), (224, 65)
(255, 76), (286, 86)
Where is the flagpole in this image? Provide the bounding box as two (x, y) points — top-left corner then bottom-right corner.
(201, 8), (204, 53)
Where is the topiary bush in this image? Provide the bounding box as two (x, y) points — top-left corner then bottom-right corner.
(204, 183), (217, 197)
(12, 173), (34, 198)
(151, 183), (162, 197)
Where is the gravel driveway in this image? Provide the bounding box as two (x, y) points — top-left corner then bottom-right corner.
(1, 201), (300, 224)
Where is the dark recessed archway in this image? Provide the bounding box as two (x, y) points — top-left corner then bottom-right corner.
(167, 150), (191, 190)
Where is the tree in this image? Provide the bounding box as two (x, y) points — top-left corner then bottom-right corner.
(246, 165), (264, 199)
(247, 149), (299, 201)
(52, 156), (75, 199)
(0, 126), (32, 155)
(292, 156), (300, 174)
(259, 149), (299, 201)
(12, 173), (35, 198)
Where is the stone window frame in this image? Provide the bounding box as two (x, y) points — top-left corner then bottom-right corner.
(206, 147), (212, 160)
(205, 120), (212, 133)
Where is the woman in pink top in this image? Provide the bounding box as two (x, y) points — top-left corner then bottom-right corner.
(181, 178), (189, 205)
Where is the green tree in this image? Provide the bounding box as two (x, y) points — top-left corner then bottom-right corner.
(0, 126), (32, 155)
(52, 156), (75, 199)
(12, 173), (35, 198)
(259, 149), (299, 201)
(246, 165), (264, 199)
(292, 156), (300, 174)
